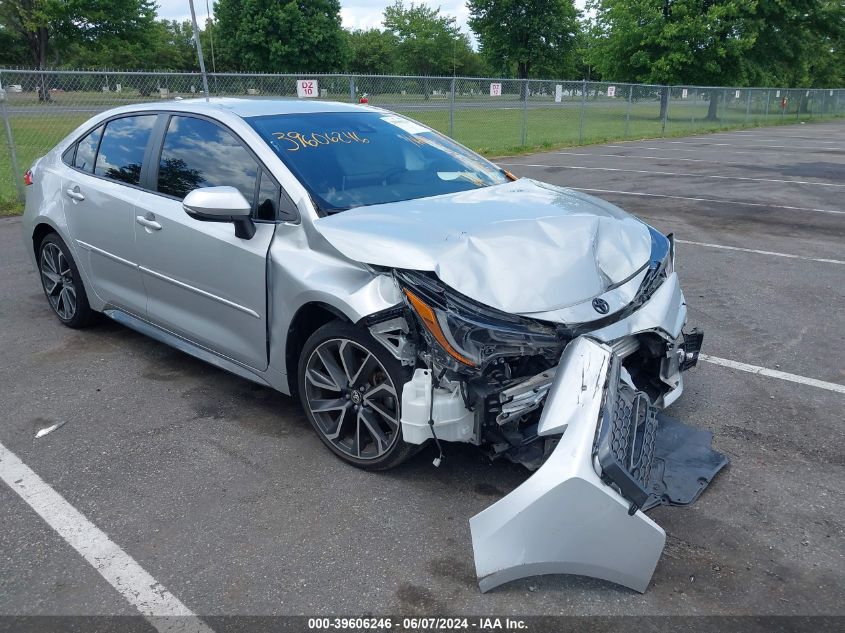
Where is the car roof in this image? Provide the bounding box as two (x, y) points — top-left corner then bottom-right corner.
(109, 97), (376, 119)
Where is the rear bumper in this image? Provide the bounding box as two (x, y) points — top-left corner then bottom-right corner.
(470, 336), (727, 593)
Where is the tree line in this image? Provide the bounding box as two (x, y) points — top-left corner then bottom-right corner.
(0, 0), (842, 89)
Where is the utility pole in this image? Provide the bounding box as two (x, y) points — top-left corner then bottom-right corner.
(204, 0), (218, 93)
(188, 0), (211, 101)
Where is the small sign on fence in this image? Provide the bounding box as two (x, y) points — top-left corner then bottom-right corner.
(555, 85), (562, 102)
(297, 79), (318, 98)
(607, 85), (616, 97)
(735, 90), (741, 98)
(776, 90), (780, 98)
(489, 82), (502, 97)
(682, 88), (688, 99)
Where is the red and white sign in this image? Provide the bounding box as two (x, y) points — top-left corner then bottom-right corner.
(607, 85), (616, 97)
(297, 79), (318, 98)
(681, 88), (688, 99)
(489, 82), (502, 97)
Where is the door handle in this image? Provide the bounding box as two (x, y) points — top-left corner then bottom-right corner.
(65, 188), (85, 201)
(136, 215), (162, 231)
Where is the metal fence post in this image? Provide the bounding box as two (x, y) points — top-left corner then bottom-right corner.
(660, 86), (669, 135)
(745, 90), (751, 124)
(0, 73), (25, 203)
(578, 79), (587, 143)
(449, 77), (455, 138)
(349, 75), (355, 103)
(764, 90), (771, 123)
(689, 88), (695, 131)
(624, 84), (633, 138)
(521, 79), (528, 146)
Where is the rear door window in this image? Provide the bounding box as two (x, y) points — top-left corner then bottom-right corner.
(94, 115), (156, 185)
(157, 116), (258, 206)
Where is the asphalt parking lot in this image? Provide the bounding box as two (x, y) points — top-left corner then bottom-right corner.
(1, 121), (843, 624)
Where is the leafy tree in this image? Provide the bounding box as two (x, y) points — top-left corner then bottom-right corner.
(744, 0), (845, 90)
(451, 40), (492, 77)
(346, 28), (398, 75)
(382, 1), (471, 77)
(214, 0), (346, 72)
(587, 0), (759, 119)
(0, 24), (29, 65)
(0, 0), (157, 70)
(468, 0), (580, 85)
(60, 20), (197, 70)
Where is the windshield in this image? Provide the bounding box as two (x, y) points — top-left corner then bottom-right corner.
(247, 111), (508, 213)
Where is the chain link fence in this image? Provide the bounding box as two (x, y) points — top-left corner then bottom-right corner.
(2, 69), (844, 211)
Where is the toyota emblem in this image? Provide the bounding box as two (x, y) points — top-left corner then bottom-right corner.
(592, 298), (610, 314)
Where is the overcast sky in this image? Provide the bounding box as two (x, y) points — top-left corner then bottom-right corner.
(156, 1), (587, 35)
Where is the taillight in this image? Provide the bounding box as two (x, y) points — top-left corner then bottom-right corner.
(24, 170), (33, 186)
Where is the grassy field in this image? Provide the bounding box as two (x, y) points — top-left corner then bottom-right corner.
(1, 97), (840, 216)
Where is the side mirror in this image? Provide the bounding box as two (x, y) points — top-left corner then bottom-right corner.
(182, 186), (256, 239)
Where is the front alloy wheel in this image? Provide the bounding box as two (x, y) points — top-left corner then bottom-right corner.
(298, 322), (416, 470)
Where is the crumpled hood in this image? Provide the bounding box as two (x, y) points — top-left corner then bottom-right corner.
(312, 179), (651, 314)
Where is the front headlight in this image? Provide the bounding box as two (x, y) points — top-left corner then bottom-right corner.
(396, 270), (564, 371)
(630, 226), (674, 308)
(647, 225), (673, 276)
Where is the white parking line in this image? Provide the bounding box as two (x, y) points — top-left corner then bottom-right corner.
(664, 140), (843, 151)
(605, 145), (804, 156)
(565, 187), (845, 216)
(556, 151), (711, 163)
(690, 134), (841, 142)
(0, 441), (213, 633)
(498, 163), (845, 188)
(676, 240), (845, 265)
(699, 355), (845, 395)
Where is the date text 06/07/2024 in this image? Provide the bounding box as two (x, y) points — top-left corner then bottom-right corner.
(306, 617), (528, 630)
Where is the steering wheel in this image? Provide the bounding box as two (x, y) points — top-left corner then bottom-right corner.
(382, 167), (407, 186)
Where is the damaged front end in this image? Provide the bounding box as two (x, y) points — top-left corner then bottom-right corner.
(361, 240), (722, 592)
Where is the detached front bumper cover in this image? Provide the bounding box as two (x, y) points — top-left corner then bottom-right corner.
(470, 336), (727, 593)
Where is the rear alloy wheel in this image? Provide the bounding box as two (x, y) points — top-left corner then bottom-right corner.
(298, 322), (416, 470)
(38, 233), (96, 328)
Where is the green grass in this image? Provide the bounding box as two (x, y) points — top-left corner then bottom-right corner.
(2, 98), (842, 216)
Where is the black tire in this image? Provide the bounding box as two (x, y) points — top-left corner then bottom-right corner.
(298, 320), (417, 470)
(37, 233), (97, 329)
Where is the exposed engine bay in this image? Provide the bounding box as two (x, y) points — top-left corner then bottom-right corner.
(365, 258), (704, 473)
(362, 233), (725, 593)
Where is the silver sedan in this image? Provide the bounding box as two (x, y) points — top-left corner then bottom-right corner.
(22, 98), (719, 593)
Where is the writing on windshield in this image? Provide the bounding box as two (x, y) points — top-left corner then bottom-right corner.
(248, 111), (507, 213)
